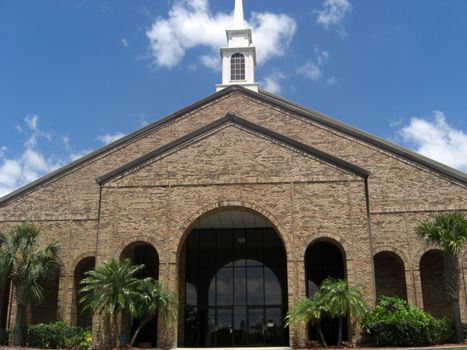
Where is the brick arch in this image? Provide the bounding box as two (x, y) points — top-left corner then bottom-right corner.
(373, 250), (408, 300)
(419, 249), (450, 318)
(304, 236), (349, 345)
(73, 255), (96, 328)
(412, 246), (442, 268)
(66, 251), (96, 277)
(301, 234), (350, 262)
(114, 235), (161, 261)
(373, 246), (410, 269)
(174, 200), (293, 264)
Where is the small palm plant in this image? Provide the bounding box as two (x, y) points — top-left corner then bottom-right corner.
(285, 278), (367, 347)
(129, 278), (177, 346)
(0, 223), (61, 346)
(80, 258), (143, 347)
(318, 278), (368, 346)
(285, 297), (327, 346)
(416, 211), (467, 343)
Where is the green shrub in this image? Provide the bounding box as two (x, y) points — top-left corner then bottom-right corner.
(0, 328), (8, 345)
(361, 296), (453, 346)
(26, 321), (91, 349)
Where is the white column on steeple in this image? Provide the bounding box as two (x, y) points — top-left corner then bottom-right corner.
(216, 0), (259, 92)
(234, 0), (245, 29)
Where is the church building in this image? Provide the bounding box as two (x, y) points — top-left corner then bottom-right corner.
(0, 0), (466, 348)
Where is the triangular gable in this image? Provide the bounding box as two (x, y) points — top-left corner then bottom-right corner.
(96, 113), (370, 185)
(2, 84), (466, 206)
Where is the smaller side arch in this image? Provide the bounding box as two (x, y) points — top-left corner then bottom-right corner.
(114, 235), (163, 263)
(373, 246), (409, 269)
(420, 249), (451, 318)
(67, 251), (97, 277)
(302, 235), (350, 263)
(305, 238), (348, 345)
(373, 250), (408, 300)
(73, 256), (96, 328)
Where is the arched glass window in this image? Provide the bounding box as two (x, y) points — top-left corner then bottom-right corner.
(231, 53), (245, 81)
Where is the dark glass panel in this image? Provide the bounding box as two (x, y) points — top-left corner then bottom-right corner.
(217, 268), (233, 305)
(184, 306), (199, 346)
(247, 267), (264, 305)
(186, 282), (197, 306)
(186, 231), (199, 268)
(248, 308), (264, 345)
(264, 229), (284, 267)
(199, 231), (217, 267)
(264, 267), (282, 304)
(246, 229), (263, 266)
(265, 308), (282, 345)
(208, 276), (216, 306)
(217, 230), (233, 267)
(207, 309), (216, 346)
(234, 267), (246, 305)
(184, 226), (288, 347)
(216, 308), (233, 346)
(234, 230), (247, 267)
(233, 307), (248, 346)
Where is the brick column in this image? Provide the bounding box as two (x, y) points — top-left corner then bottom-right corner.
(57, 275), (74, 324)
(157, 261), (178, 349)
(289, 256), (307, 348)
(404, 268), (417, 305)
(412, 269), (424, 309)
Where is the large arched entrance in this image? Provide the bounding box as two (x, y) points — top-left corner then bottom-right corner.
(180, 208), (288, 347)
(305, 240), (347, 345)
(121, 242), (159, 346)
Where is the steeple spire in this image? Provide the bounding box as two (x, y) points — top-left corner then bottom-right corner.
(234, 0), (245, 29)
(216, 0), (259, 92)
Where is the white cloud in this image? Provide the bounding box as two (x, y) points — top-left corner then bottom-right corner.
(315, 0), (352, 35)
(121, 38), (129, 48)
(261, 72), (285, 94)
(146, 0), (297, 69)
(398, 111), (467, 173)
(97, 132), (126, 145)
(0, 116), (91, 198)
(297, 46), (330, 81)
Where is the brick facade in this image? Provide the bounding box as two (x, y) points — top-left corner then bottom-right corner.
(0, 87), (466, 348)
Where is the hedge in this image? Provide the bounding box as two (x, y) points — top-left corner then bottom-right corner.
(361, 296), (454, 346)
(26, 321), (91, 349)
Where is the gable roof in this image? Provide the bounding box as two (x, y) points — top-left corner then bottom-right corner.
(1, 85), (466, 206)
(96, 113), (370, 185)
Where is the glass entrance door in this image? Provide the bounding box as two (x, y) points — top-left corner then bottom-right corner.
(183, 228), (288, 347)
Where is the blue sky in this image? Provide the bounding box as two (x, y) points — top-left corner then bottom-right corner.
(1, 0), (467, 197)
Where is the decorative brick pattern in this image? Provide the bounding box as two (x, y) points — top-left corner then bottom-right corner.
(0, 90), (466, 348)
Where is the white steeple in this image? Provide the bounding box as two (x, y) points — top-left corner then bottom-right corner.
(216, 0), (259, 92)
(233, 0), (245, 29)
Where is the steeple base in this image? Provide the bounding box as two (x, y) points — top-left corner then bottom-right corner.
(216, 83), (259, 93)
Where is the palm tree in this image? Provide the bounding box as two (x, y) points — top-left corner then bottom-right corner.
(318, 278), (368, 346)
(285, 297), (327, 346)
(416, 211), (467, 343)
(80, 258), (143, 347)
(0, 223), (61, 346)
(129, 278), (177, 346)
